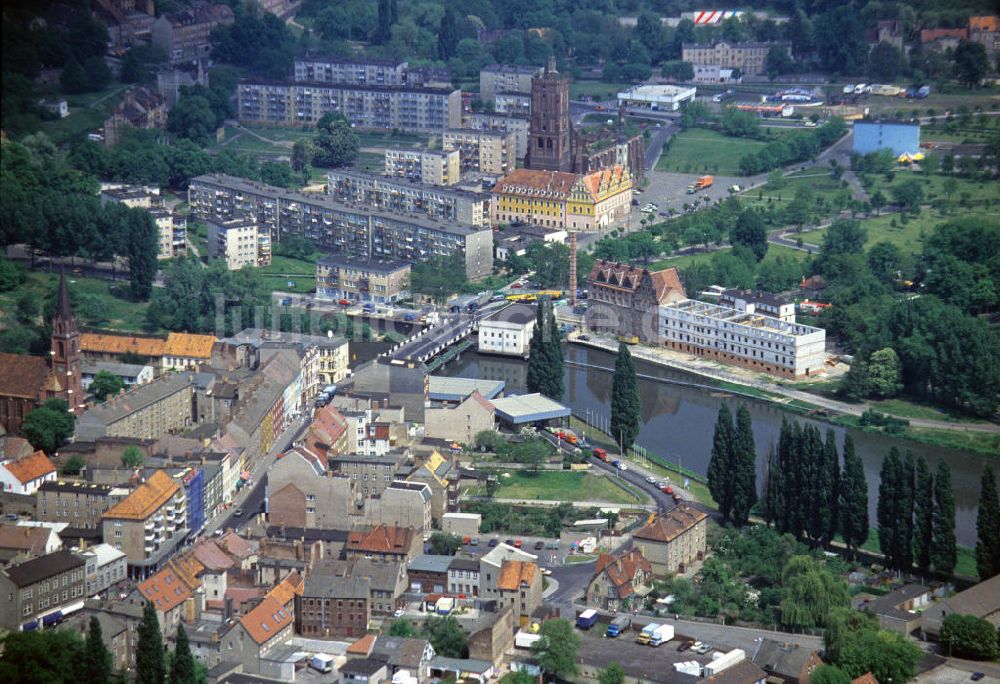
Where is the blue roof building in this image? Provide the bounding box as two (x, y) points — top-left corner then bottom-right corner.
(853, 121), (920, 156)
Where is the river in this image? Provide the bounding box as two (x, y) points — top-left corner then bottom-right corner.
(440, 344), (997, 547)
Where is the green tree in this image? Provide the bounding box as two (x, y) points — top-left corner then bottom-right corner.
(62, 454), (86, 475)
(731, 405), (757, 526)
(866, 348), (902, 398)
(137, 600), (166, 684)
(166, 93), (219, 147)
(598, 662), (626, 684)
(824, 608), (921, 683)
(943, 176), (959, 200)
(84, 56), (112, 91)
(869, 190), (886, 215)
(707, 404), (736, 523)
(912, 456), (934, 573)
(898, 451), (915, 570)
(779, 555), (850, 629)
(389, 619), (416, 637)
(532, 618), (580, 680)
(127, 209), (158, 301)
(810, 665), (851, 684)
(976, 466), (1000, 579)
(609, 343), (641, 453)
(953, 41), (990, 88)
(940, 613), (1000, 660)
(730, 209), (768, 262)
(761, 445), (782, 528)
(866, 241), (905, 284)
(437, 7), (458, 60)
(428, 532), (463, 555)
(21, 399), (75, 453)
(877, 448), (902, 569)
(260, 161), (295, 188)
(122, 445), (145, 468)
(765, 45), (794, 80)
(500, 672), (536, 684)
(422, 616), (468, 658)
(170, 623), (196, 684)
(60, 58), (89, 94)
(313, 113), (360, 168)
(82, 615), (113, 684)
(839, 353), (869, 401)
(90, 370), (124, 402)
(931, 461), (957, 575)
(291, 139), (313, 173)
(526, 300), (563, 401)
(0, 628), (86, 684)
(891, 178), (924, 213)
(866, 42), (906, 81)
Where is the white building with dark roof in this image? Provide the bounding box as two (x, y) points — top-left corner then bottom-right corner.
(478, 303), (537, 358)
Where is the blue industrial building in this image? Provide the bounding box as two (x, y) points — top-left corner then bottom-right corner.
(853, 121), (920, 156)
(176, 467), (206, 537)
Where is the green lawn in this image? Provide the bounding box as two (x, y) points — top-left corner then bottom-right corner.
(655, 128), (779, 176)
(242, 125), (316, 143)
(840, 528), (979, 579)
(258, 254), (319, 293)
(647, 242), (809, 272)
(753, 168), (851, 205)
(354, 130), (427, 148)
(350, 152), (385, 173)
(0, 270), (151, 333)
(40, 88), (126, 146)
(867, 397), (993, 425)
(494, 471), (643, 505)
(569, 81), (630, 101)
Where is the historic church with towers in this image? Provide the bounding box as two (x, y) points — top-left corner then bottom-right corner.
(0, 271), (84, 435)
(527, 56), (645, 181)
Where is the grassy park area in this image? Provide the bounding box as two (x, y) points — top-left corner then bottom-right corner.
(648, 242), (810, 273)
(257, 254), (318, 294)
(655, 128), (796, 176)
(492, 471), (642, 505)
(569, 80), (630, 101)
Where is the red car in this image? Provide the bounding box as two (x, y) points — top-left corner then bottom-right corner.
(511, 283), (523, 289)
(592, 448), (608, 462)
(514, 539), (523, 548)
(338, 299), (351, 306)
(662, 486), (674, 495)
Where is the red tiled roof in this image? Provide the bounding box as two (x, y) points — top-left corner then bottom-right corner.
(268, 570), (303, 607)
(921, 28), (968, 42)
(191, 540), (235, 572)
(852, 674), (878, 684)
(217, 531), (256, 560)
(79, 333), (167, 357)
(589, 260), (686, 302)
(239, 596), (292, 645)
(0, 353), (51, 400)
(592, 548), (651, 597)
(497, 560), (537, 591)
(493, 168), (578, 198)
(633, 504), (708, 543)
(467, 390), (495, 414)
(970, 16), (999, 31)
(347, 525), (414, 554)
(138, 556), (205, 613)
(3, 450), (56, 485)
(103, 470), (179, 521)
(303, 406), (348, 457)
(347, 633), (377, 655)
(580, 165), (628, 199)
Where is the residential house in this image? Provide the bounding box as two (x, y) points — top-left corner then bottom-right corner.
(331, 557), (408, 617)
(316, 255), (411, 306)
(222, 595), (294, 676)
(585, 548), (653, 612)
(81, 361), (155, 391)
(346, 525), (421, 563)
(75, 374), (195, 441)
(479, 65), (543, 102)
(751, 638), (824, 684)
(408, 555), (452, 594)
(69, 610), (131, 671)
(371, 637), (436, 683)
(267, 447), (353, 529)
(586, 260), (686, 345)
(190, 539), (235, 608)
(373, 481), (432, 532)
(448, 557), (480, 597)
(0, 450), (57, 495)
(79, 543), (128, 596)
(479, 544), (538, 617)
(631, 504), (708, 577)
(406, 451), (453, 522)
(332, 451), (406, 501)
(464, 112), (530, 160)
(36, 480), (122, 530)
(0, 549), (86, 632)
(443, 128), (517, 175)
(861, 583), (932, 636)
(469, 606), (515, 669)
(133, 554), (205, 635)
(341, 657), (390, 684)
(296, 563), (371, 638)
(920, 28), (969, 52)
(0, 524), (62, 564)
(101, 470), (188, 577)
(161, 333), (216, 371)
(681, 41), (790, 76)
(294, 57), (408, 86)
(207, 218), (271, 270)
(921, 574), (1000, 640)
(151, 3), (235, 65)
(103, 87), (168, 146)
(385, 148), (460, 187)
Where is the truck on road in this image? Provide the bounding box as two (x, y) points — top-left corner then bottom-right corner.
(687, 175), (714, 194)
(606, 615), (631, 638)
(649, 623), (675, 647)
(310, 654), (335, 673)
(576, 609), (599, 630)
(435, 597), (455, 615)
(636, 623), (660, 644)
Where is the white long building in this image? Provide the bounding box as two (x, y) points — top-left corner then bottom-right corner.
(659, 299), (826, 378)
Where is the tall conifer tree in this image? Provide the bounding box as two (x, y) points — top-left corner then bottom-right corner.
(82, 615), (113, 684)
(609, 343), (641, 452)
(762, 445), (782, 528)
(976, 466), (1000, 580)
(170, 623), (196, 684)
(731, 405), (757, 526)
(838, 435), (868, 558)
(136, 600), (165, 684)
(878, 448), (901, 570)
(931, 461), (957, 575)
(912, 456), (934, 573)
(707, 403), (736, 522)
(898, 451), (916, 570)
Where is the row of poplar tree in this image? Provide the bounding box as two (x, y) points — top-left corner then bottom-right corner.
(709, 404), (1000, 580)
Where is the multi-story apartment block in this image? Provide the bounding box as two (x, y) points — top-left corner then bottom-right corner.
(345, 525), (421, 563)
(479, 65), (543, 102)
(101, 470), (188, 578)
(491, 166), (633, 231)
(294, 57), (408, 86)
(326, 170), (491, 227)
(75, 374), (194, 441)
(631, 504), (708, 577)
(36, 480), (122, 529)
(659, 299), (827, 378)
(151, 3), (235, 65)
(207, 218), (271, 270)
(237, 81), (462, 132)
(332, 451), (406, 500)
(316, 255), (410, 305)
(377, 481), (432, 532)
(79, 542), (128, 596)
(187, 174), (494, 279)
(464, 113), (530, 159)
(443, 129), (517, 175)
(0, 549), (86, 632)
(384, 148), (460, 186)
(719, 289), (796, 323)
(681, 41), (791, 76)
(99, 185), (185, 259)
(494, 92), (531, 117)
(586, 261), (687, 345)
(297, 565), (370, 638)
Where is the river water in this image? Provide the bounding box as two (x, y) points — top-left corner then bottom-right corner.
(441, 345), (997, 547)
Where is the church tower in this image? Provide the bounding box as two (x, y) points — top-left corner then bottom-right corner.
(527, 56), (573, 172)
(51, 271), (83, 413)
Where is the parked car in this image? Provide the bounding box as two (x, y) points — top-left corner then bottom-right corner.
(646, 476), (657, 484)
(488, 538), (499, 547)
(470, 538), (479, 546)
(677, 641), (693, 652)
(505, 539), (515, 546)
(462, 536), (472, 545)
(393, 608), (405, 617)
(403, 313), (415, 321)
(514, 539), (523, 548)
(235, 508), (244, 517)
(578, 334), (590, 341)
(534, 540), (545, 550)
(338, 299), (351, 306)
(695, 643), (711, 654)
(672, 493), (682, 503)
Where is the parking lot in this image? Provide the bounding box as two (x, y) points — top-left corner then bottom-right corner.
(572, 625), (715, 681)
(641, 170), (751, 216)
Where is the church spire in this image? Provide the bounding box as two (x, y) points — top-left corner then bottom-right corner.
(57, 268), (73, 322)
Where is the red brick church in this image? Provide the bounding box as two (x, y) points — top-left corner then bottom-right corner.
(0, 272), (83, 434)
